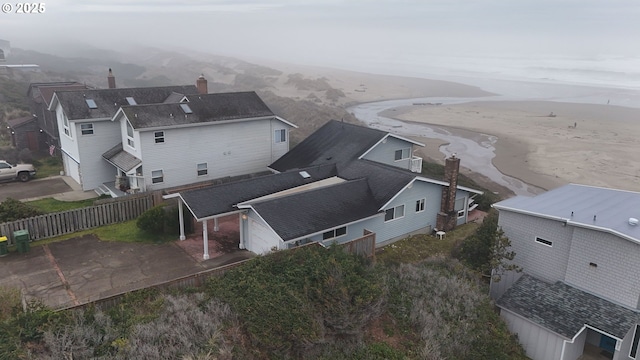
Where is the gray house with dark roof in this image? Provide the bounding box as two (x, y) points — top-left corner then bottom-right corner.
(48, 75), (294, 194)
(490, 184), (640, 360)
(167, 120), (481, 258)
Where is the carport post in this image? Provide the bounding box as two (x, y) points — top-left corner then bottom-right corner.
(178, 198), (185, 240)
(202, 220), (210, 260)
(214, 217), (219, 232)
(239, 212), (246, 249)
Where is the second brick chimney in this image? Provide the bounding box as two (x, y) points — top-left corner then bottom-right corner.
(436, 154), (460, 232)
(196, 74), (208, 94)
(107, 68), (116, 89)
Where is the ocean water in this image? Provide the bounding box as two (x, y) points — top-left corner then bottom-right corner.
(347, 53), (640, 109)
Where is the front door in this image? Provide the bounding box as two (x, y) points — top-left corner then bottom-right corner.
(599, 334), (616, 355)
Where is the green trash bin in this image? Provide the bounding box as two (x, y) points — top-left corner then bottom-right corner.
(13, 230), (29, 254)
(0, 236), (7, 256)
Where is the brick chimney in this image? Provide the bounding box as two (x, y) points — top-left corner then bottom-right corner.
(107, 68), (116, 89)
(436, 154), (460, 232)
(196, 74), (208, 94)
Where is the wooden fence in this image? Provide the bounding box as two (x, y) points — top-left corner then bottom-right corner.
(0, 193), (156, 246)
(340, 229), (376, 262)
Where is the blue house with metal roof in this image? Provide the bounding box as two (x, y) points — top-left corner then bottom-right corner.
(491, 184), (640, 360)
(169, 120), (481, 258)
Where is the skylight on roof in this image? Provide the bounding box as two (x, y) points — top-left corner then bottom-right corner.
(299, 171), (311, 179)
(180, 103), (193, 114)
(126, 96), (137, 105)
(85, 99), (97, 109)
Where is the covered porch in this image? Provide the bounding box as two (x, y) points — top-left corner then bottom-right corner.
(100, 142), (145, 197)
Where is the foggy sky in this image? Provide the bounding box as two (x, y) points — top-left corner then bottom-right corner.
(2, 0), (639, 71)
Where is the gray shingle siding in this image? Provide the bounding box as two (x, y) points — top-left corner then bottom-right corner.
(565, 227), (640, 309)
(498, 210), (574, 283)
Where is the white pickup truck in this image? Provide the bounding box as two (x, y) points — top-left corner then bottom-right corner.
(0, 160), (37, 182)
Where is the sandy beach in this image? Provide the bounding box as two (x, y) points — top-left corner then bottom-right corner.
(387, 101), (640, 193)
(262, 62), (640, 195)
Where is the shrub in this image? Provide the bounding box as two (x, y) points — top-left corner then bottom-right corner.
(207, 245), (386, 357)
(18, 148), (33, 163)
(136, 206), (167, 235)
(0, 197), (43, 222)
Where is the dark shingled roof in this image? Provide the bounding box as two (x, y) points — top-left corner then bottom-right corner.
(269, 120), (388, 172)
(38, 84), (89, 106)
(122, 92), (274, 129)
(54, 85), (198, 120)
(102, 143), (141, 172)
(339, 159), (415, 208)
(251, 178), (380, 241)
(180, 164), (338, 219)
(497, 274), (640, 339)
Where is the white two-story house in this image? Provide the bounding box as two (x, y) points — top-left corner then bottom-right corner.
(491, 184), (640, 360)
(49, 75), (295, 195)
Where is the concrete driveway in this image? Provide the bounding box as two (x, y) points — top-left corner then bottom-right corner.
(0, 234), (254, 309)
(0, 176), (72, 202)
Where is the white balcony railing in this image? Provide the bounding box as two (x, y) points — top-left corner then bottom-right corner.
(410, 156), (423, 173)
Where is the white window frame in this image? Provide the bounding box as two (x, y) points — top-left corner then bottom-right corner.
(394, 148), (410, 161)
(62, 114), (71, 137)
(80, 123), (94, 135)
(415, 198), (425, 213)
(151, 169), (164, 184)
(630, 324), (640, 359)
(274, 129), (286, 143)
(385, 204), (405, 222)
(154, 131), (165, 144)
(535, 236), (553, 247)
(126, 121), (135, 149)
(322, 226), (347, 240)
(197, 163), (208, 176)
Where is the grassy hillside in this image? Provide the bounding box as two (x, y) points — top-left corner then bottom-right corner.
(0, 244), (528, 359)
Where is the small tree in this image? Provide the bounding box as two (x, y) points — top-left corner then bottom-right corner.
(457, 211), (521, 281)
(0, 198), (43, 222)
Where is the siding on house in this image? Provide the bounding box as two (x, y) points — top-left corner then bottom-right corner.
(501, 310), (565, 360)
(244, 211), (282, 254)
(565, 228), (640, 309)
(358, 180), (442, 245)
(137, 118), (291, 191)
(75, 120), (123, 190)
(497, 211), (574, 283)
(62, 152), (80, 185)
(618, 325), (635, 360)
(56, 104), (79, 161)
(361, 136), (413, 170)
(563, 327), (587, 360)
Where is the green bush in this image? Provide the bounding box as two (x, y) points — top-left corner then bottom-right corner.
(137, 204), (190, 236)
(0, 197), (43, 222)
(136, 206), (166, 234)
(207, 245), (386, 357)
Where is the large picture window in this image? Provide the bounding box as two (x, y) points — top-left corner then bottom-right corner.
(322, 226), (347, 240)
(385, 204), (405, 222)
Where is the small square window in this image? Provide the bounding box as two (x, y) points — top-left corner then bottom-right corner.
(151, 170), (164, 184)
(416, 198), (425, 212)
(197, 163), (208, 176)
(274, 129), (286, 143)
(154, 131), (165, 144)
(80, 123), (94, 135)
(394, 148), (410, 161)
